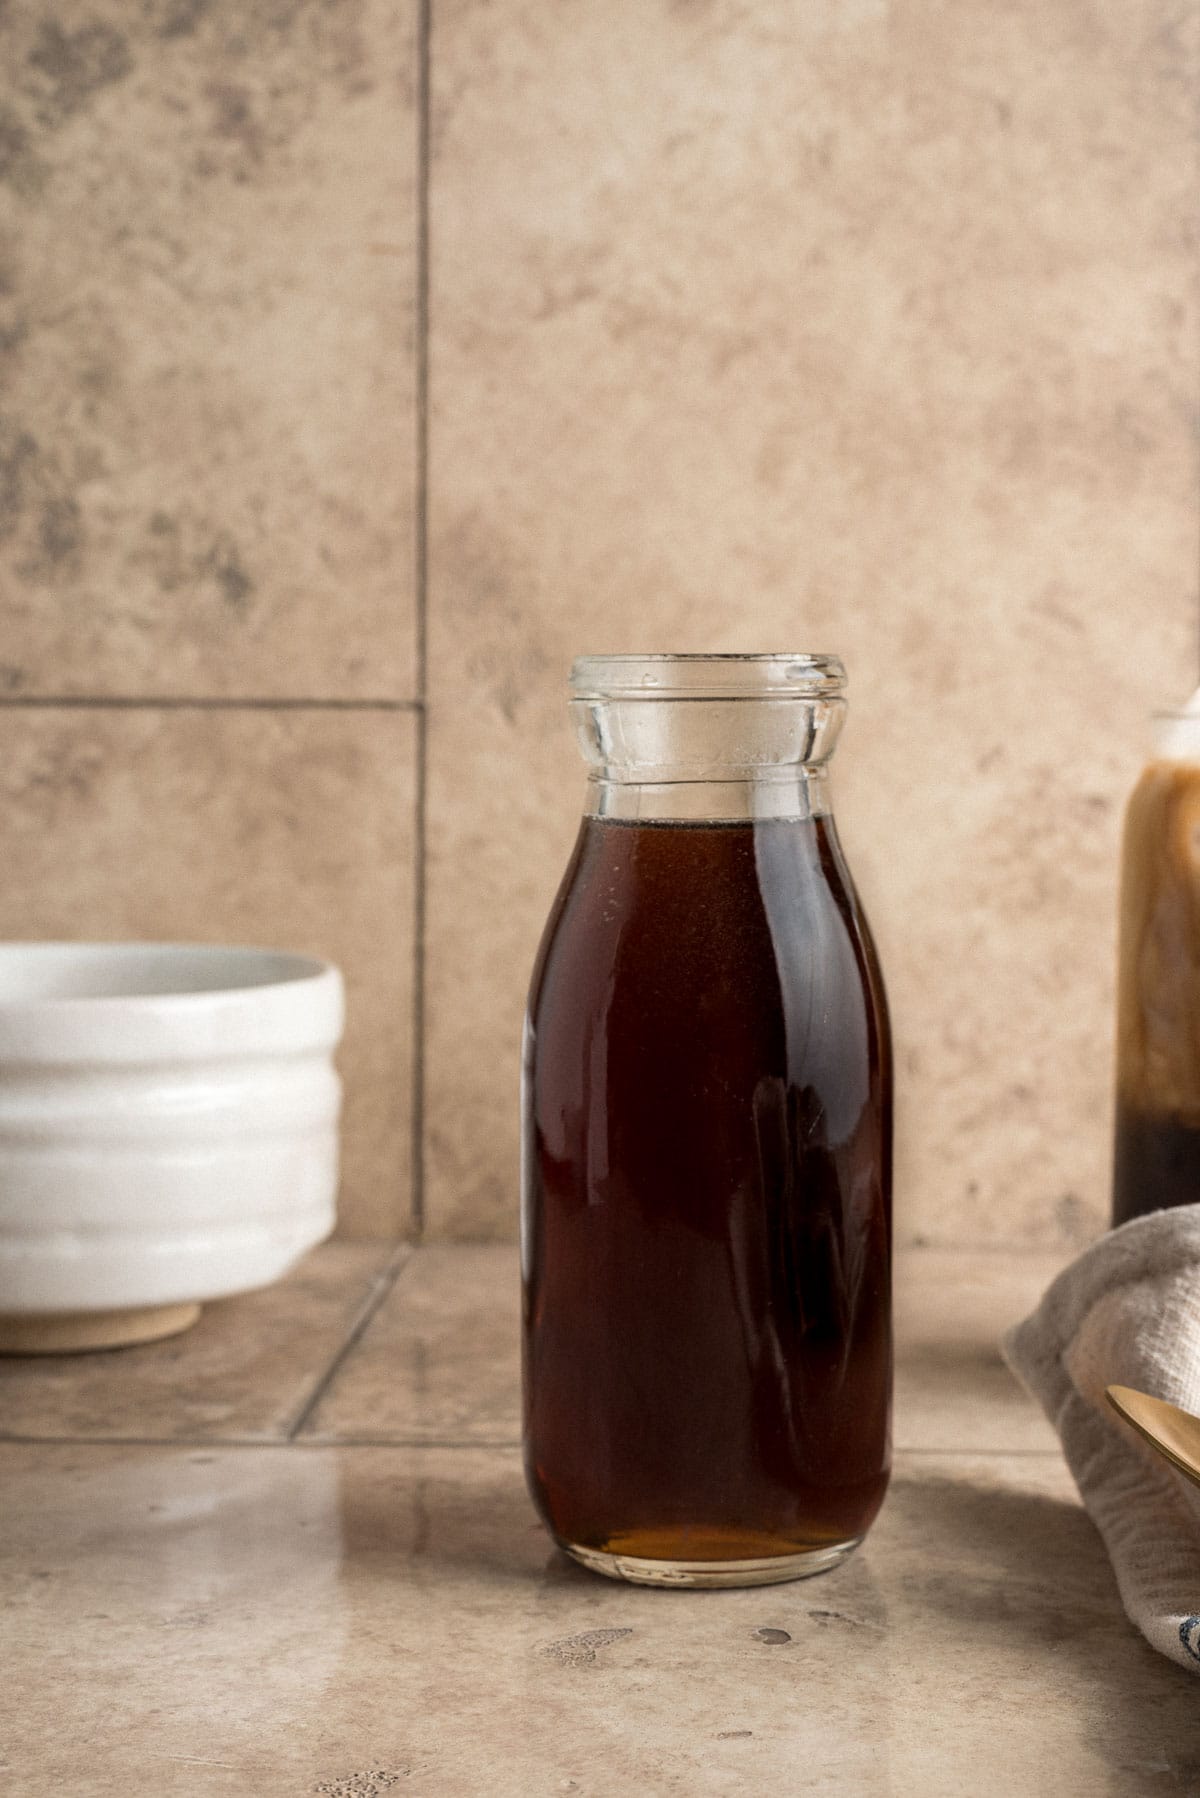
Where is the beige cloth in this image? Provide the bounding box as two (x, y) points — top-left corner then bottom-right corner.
(1002, 1205), (1200, 1674)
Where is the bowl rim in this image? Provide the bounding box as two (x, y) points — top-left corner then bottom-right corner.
(0, 945), (345, 1062)
(0, 942), (337, 1006)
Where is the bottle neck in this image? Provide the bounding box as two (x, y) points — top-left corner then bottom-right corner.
(571, 691), (846, 823)
(584, 766), (832, 822)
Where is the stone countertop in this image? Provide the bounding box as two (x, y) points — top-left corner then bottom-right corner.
(1, 1245), (1196, 1795)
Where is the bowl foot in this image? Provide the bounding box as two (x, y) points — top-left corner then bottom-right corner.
(0, 1301), (202, 1355)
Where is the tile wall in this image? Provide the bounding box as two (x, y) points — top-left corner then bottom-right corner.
(1, 1), (1196, 1244)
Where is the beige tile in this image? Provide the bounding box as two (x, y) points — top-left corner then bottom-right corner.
(425, 1), (1199, 1239)
(302, 1244), (1062, 1454)
(301, 1244), (518, 1441)
(894, 1248), (1062, 1453)
(0, 706), (416, 1234)
(0, 1241), (399, 1442)
(0, 3), (416, 698)
(2, 1441), (1195, 1794)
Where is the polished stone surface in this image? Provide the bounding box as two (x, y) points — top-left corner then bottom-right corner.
(302, 1244), (519, 1443)
(2, 1244), (1197, 1792)
(0, 1241), (1068, 1453)
(0, 1243), (400, 1443)
(424, 0), (1199, 1242)
(0, 707), (417, 1234)
(301, 1243), (1065, 1454)
(0, 1), (417, 699)
(894, 1246), (1063, 1453)
(2, 1451), (1195, 1793)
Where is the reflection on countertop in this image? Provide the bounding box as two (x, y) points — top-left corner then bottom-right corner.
(1, 1243), (1195, 1795)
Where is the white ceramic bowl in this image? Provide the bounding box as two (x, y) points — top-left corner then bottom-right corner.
(0, 943), (344, 1353)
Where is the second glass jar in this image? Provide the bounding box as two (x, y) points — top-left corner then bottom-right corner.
(522, 654), (892, 1587)
(1112, 704), (1200, 1226)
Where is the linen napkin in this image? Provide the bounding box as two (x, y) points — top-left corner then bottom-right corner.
(1002, 1204), (1200, 1674)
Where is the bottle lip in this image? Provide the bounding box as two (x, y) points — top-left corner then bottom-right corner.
(569, 653), (847, 700)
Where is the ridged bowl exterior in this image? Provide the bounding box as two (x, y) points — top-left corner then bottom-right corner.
(0, 945), (344, 1315)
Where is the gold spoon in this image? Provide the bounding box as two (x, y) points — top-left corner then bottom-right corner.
(1106, 1384), (1200, 1493)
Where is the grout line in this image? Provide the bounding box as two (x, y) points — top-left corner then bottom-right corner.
(894, 1445), (1063, 1458)
(0, 1432), (1065, 1457)
(0, 1435), (286, 1449)
(0, 1433), (525, 1450)
(1195, 31), (1200, 692)
(895, 1242), (1074, 1258)
(409, 0), (433, 1241)
(294, 1434), (523, 1450)
(0, 696), (424, 712)
(283, 1244), (414, 1440)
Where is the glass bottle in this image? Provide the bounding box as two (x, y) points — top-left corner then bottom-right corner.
(521, 654), (893, 1588)
(1112, 702), (1200, 1226)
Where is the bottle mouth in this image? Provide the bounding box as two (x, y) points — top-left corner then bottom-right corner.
(570, 653), (847, 701)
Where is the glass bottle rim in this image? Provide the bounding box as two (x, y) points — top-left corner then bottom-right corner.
(569, 653), (846, 700)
